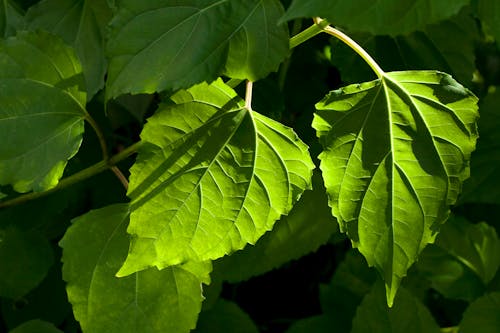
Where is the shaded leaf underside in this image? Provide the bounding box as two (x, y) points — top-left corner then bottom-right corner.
(313, 70), (478, 304)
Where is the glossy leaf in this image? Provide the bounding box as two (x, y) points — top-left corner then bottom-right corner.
(417, 216), (500, 301)
(214, 172), (337, 282)
(313, 70), (479, 305)
(332, 9), (478, 86)
(118, 79), (313, 275)
(193, 300), (259, 333)
(460, 292), (500, 333)
(9, 320), (63, 333)
(351, 281), (441, 333)
(61, 204), (212, 333)
(26, 0), (112, 99)
(282, 0), (469, 36)
(0, 227), (54, 299)
(106, 0), (289, 99)
(0, 30), (87, 192)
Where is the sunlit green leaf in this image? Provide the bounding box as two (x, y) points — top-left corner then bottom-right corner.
(193, 299), (258, 333)
(106, 0), (289, 99)
(214, 172), (337, 282)
(61, 204), (212, 333)
(26, 0), (112, 99)
(313, 70), (478, 305)
(459, 292), (500, 333)
(9, 320), (63, 333)
(0, 227), (54, 299)
(0, 30), (87, 192)
(417, 216), (500, 301)
(117, 79), (313, 276)
(351, 281), (441, 333)
(282, 0), (469, 36)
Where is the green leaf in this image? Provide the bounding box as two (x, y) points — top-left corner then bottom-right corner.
(459, 292), (500, 333)
(351, 281), (441, 333)
(313, 70), (478, 305)
(26, 0), (112, 99)
(61, 204), (212, 333)
(106, 0), (289, 99)
(9, 320), (63, 333)
(214, 171), (337, 282)
(285, 315), (335, 333)
(0, 0), (24, 37)
(282, 0), (469, 36)
(332, 9), (478, 86)
(193, 299), (259, 333)
(118, 79), (313, 276)
(0, 30), (87, 193)
(416, 217), (500, 301)
(0, 227), (54, 299)
(478, 0), (500, 47)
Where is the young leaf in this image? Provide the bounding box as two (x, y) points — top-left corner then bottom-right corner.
(0, 30), (87, 192)
(106, 0), (289, 99)
(0, 227), (54, 299)
(117, 79), (314, 276)
(459, 292), (500, 333)
(282, 0), (469, 36)
(313, 71), (479, 305)
(9, 320), (63, 333)
(60, 204), (212, 333)
(351, 281), (441, 333)
(214, 171), (337, 282)
(26, 0), (112, 99)
(193, 299), (259, 333)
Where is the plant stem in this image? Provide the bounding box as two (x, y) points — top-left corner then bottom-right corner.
(245, 81), (253, 110)
(314, 18), (385, 78)
(289, 20), (329, 49)
(111, 166), (129, 190)
(85, 114), (109, 160)
(226, 78), (243, 89)
(0, 141), (142, 209)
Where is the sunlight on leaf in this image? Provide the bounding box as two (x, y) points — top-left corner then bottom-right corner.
(61, 204), (211, 333)
(313, 70), (478, 305)
(117, 79), (314, 276)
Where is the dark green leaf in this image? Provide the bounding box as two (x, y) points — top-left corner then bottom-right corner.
(26, 0), (112, 99)
(0, 30), (87, 192)
(313, 70), (479, 305)
(9, 320), (63, 333)
(282, 0), (469, 36)
(478, 0), (500, 47)
(214, 171), (337, 282)
(351, 282), (441, 333)
(459, 292), (500, 333)
(332, 9), (478, 86)
(285, 315), (335, 333)
(416, 216), (500, 300)
(193, 299), (258, 333)
(61, 204), (212, 333)
(106, 0), (289, 99)
(118, 79), (313, 276)
(0, 227), (54, 299)
(0, 0), (24, 37)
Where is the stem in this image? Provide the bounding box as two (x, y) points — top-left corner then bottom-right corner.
(226, 78), (243, 89)
(289, 20), (329, 49)
(315, 18), (384, 78)
(245, 81), (253, 110)
(111, 166), (129, 190)
(0, 141), (142, 209)
(85, 114), (109, 160)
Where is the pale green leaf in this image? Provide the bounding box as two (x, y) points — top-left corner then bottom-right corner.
(282, 0), (469, 36)
(61, 204), (212, 333)
(351, 282), (441, 333)
(214, 171), (337, 282)
(0, 30), (87, 193)
(0, 227), (54, 299)
(416, 216), (500, 301)
(26, 0), (112, 99)
(106, 0), (289, 99)
(118, 79), (314, 276)
(9, 320), (63, 333)
(313, 70), (478, 305)
(459, 292), (500, 333)
(478, 0), (500, 47)
(193, 299), (259, 333)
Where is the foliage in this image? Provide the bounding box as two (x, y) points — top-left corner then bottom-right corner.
(0, 0), (499, 332)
